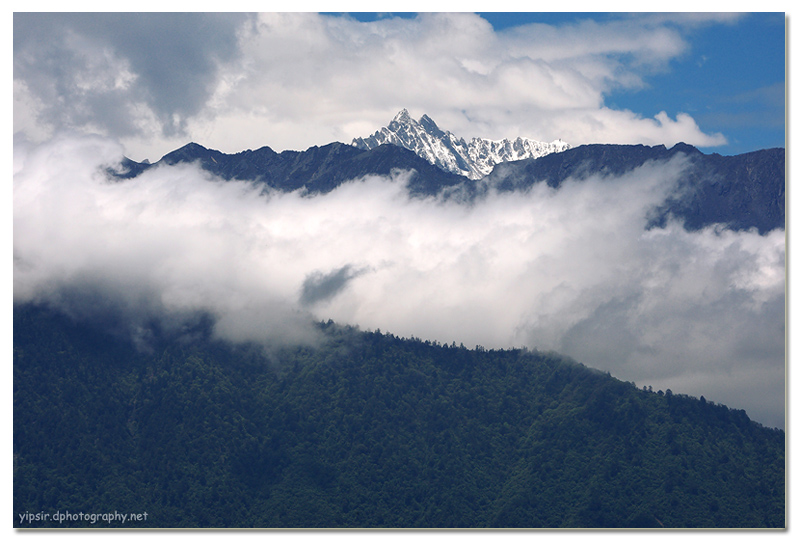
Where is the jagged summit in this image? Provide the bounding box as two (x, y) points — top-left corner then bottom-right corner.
(352, 110), (570, 179)
(393, 108), (413, 124)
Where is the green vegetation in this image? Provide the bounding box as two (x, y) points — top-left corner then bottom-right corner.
(13, 304), (784, 528)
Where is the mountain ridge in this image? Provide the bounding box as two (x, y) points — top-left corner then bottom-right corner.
(480, 143), (785, 233)
(119, 140), (467, 196)
(115, 139), (785, 234)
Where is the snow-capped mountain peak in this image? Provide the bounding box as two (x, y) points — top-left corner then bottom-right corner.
(352, 110), (570, 179)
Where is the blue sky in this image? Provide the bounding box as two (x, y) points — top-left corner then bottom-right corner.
(604, 13), (785, 155)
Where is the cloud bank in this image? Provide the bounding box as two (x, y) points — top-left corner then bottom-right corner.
(13, 134), (784, 428)
(14, 12), (730, 161)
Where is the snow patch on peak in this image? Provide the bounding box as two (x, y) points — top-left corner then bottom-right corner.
(352, 110), (570, 179)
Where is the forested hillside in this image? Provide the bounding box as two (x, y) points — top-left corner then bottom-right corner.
(13, 304), (785, 528)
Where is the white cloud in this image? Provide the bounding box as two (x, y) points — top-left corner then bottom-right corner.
(199, 12), (725, 151)
(13, 134), (784, 427)
(546, 108), (727, 147)
(14, 12), (730, 161)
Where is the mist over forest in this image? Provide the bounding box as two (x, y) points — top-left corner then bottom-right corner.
(13, 134), (785, 429)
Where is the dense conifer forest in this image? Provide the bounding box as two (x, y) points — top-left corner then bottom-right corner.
(13, 304), (784, 528)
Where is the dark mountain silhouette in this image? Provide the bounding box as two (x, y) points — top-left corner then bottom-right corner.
(116, 141), (784, 234)
(483, 143), (785, 234)
(118, 141), (467, 196)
